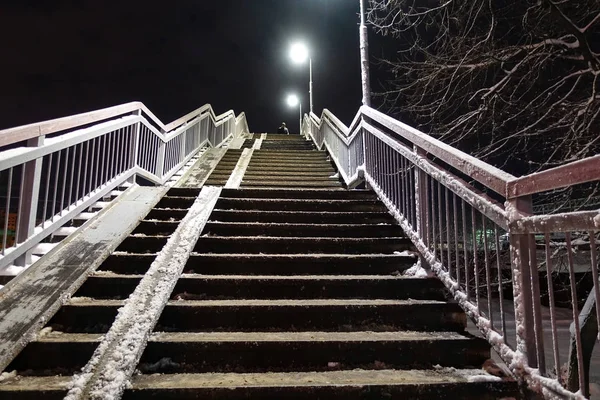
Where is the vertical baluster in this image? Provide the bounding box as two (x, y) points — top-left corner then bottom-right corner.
(2, 168), (13, 254)
(446, 188), (452, 276)
(453, 193), (460, 283)
(14, 167), (26, 243)
(75, 143), (83, 202)
(82, 141), (90, 197)
(495, 226), (507, 342)
(431, 178), (437, 259)
(60, 148), (69, 216)
(566, 232), (584, 391)
(52, 151), (61, 219)
(545, 232), (560, 377)
(94, 136), (101, 190)
(590, 233), (600, 342)
(483, 218), (493, 327)
(437, 181), (444, 267)
(67, 146), (76, 210)
(42, 155), (52, 228)
(463, 200), (469, 299)
(472, 208), (480, 310)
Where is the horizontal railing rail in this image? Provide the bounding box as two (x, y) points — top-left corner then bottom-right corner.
(0, 102), (249, 272)
(304, 105), (600, 399)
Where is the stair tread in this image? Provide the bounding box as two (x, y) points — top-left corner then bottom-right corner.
(35, 331), (477, 343)
(130, 368), (507, 388)
(89, 273), (424, 280)
(67, 298), (447, 307)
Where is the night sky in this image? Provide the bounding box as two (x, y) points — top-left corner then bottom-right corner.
(0, 1), (392, 133)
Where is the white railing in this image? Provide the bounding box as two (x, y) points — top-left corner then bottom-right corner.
(0, 102), (249, 271)
(304, 105), (600, 399)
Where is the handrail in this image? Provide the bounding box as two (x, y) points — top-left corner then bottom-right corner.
(303, 105), (600, 399)
(0, 102), (249, 272)
(0, 101), (239, 147)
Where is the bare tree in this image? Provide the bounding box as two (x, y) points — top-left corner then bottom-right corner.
(367, 0), (600, 176)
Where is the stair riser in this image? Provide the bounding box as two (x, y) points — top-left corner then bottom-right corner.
(7, 342), (97, 375)
(194, 238), (412, 254)
(0, 383), (520, 400)
(166, 188), (202, 198)
(48, 304), (466, 333)
(215, 199), (386, 212)
(242, 172), (336, 178)
(203, 223), (402, 238)
(155, 197), (197, 209)
(240, 182), (342, 188)
(242, 177), (339, 183)
(77, 277), (445, 301)
(133, 221), (179, 236)
(116, 236), (169, 254)
(209, 211), (394, 224)
(123, 384), (519, 400)
(95, 254), (415, 276)
(219, 189), (376, 200)
(146, 209), (188, 221)
(138, 340), (489, 373)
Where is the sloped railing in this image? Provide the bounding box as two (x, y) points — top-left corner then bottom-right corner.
(304, 106), (600, 399)
(0, 102), (249, 271)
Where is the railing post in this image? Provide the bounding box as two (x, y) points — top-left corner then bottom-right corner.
(507, 195), (539, 369)
(14, 136), (44, 266)
(414, 145), (430, 268)
(155, 141), (166, 179)
(131, 110), (142, 184)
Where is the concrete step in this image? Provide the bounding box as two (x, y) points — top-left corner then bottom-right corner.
(132, 220), (179, 236)
(202, 222), (402, 237)
(248, 160), (332, 166)
(250, 151), (327, 158)
(0, 370), (519, 399)
(240, 180), (342, 188)
(167, 188), (202, 197)
(215, 198), (386, 212)
(209, 210), (395, 224)
(246, 166), (336, 173)
(242, 176), (339, 183)
(242, 171), (335, 178)
(76, 274), (444, 301)
(9, 331), (488, 376)
(194, 236), (412, 254)
(219, 188), (377, 200)
(155, 196), (197, 209)
(98, 253), (416, 275)
(115, 235), (169, 253)
(145, 208), (188, 221)
(48, 299), (466, 333)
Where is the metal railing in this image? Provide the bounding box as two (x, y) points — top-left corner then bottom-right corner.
(0, 102), (249, 271)
(304, 106), (600, 399)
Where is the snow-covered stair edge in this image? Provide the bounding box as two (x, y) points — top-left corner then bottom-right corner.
(65, 186), (222, 400)
(165, 146), (210, 188)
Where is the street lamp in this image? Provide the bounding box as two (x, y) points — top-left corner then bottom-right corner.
(289, 42), (313, 114)
(286, 94), (302, 135)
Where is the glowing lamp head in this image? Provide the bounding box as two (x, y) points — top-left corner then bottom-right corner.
(289, 42), (309, 64)
(286, 94), (299, 108)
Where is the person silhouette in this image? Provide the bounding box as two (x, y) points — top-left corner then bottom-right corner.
(277, 122), (289, 135)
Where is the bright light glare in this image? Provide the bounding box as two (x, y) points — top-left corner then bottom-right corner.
(289, 42), (309, 64)
(286, 94), (299, 108)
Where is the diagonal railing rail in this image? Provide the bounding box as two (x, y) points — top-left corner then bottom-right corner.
(304, 105), (600, 399)
(0, 102), (249, 271)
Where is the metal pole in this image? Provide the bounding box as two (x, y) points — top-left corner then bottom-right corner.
(299, 102), (302, 135)
(359, 0), (372, 107)
(309, 59), (314, 113)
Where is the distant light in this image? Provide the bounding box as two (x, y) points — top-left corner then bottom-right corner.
(286, 94), (299, 107)
(289, 42), (309, 64)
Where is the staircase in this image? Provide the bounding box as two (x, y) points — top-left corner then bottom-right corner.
(0, 134), (521, 399)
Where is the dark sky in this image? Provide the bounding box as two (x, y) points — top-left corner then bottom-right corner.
(0, 1), (390, 133)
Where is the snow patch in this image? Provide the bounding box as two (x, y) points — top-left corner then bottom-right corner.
(403, 259), (428, 278)
(594, 212), (600, 228)
(0, 370), (17, 382)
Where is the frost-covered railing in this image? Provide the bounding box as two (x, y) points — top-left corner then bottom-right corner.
(0, 102), (249, 270)
(303, 105), (600, 399)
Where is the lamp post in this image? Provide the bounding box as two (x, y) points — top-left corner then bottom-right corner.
(359, 0), (372, 107)
(286, 94), (301, 135)
(289, 42), (313, 114)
